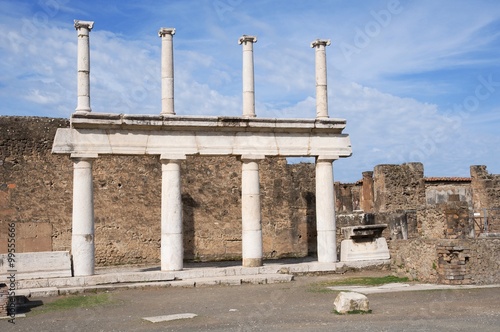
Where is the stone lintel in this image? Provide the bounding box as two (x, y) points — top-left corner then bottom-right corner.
(70, 113), (347, 133)
(74, 20), (94, 30)
(158, 27), (176, 37)
(311, 39), (331, 48)
(238, 35), (257, 45)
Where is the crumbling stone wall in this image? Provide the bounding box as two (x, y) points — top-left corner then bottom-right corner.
(425, 181), (472, 207)
(0, 116), (316, 265)
(334, 182), (361, 213)
(391, 238), (500, 284)
(373, 163), (425, 213)
(470, 165), (500, 233)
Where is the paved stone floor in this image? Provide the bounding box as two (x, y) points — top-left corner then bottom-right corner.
(2, 272), (499, 331)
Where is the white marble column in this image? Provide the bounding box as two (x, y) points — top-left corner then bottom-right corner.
(161, 157), (184, 271)
(241, 156), (263, 267)
(71, 155), (97, 276)
(315, 156), (338, 263)
(311, 39), (331, 119)
(159, 28), (176, 116)
(74, 20), (94, 114)
(238, 35), (257, 118)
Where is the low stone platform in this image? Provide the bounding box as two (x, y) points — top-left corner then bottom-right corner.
(12, 258), (390, 298)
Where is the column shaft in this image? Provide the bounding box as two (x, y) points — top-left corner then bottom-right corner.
(74, 20), (94, 114)
(241, 159), (262, 267)
(315, 158), (336, 262)
(239, 35), (257, 118)
(161, 160), (183, 271)
(159, 28), (176, 115)
(72, 158), (95, 276)
(311, 39), (331, 118)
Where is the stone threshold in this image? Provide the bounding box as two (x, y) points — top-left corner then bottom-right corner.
(13, 259), (391, 298)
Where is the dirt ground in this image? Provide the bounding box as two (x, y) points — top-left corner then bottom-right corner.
(2, 271), (499, 332)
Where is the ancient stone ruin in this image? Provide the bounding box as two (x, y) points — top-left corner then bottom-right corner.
(1, 20), (499, 285)
(50, 21), (351, 276)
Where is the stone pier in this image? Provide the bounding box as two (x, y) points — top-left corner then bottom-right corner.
(71, 156), (96, 276)
(74, 20), (94, 114)
(161, 157), (185, 271)
(241, 156), (264, 267)
(159, 28), (176, 116)
(311, 39), (331, 119)
(315, 156), (337, 262)
(239, 35), (257, 118)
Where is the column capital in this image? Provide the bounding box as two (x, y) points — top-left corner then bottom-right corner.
(158, 27), (176, 37)
(74, 20), (94, 31)
(70, 153), (98, 160)
(311, 39), (331, 48)
(238, 35), (257, 45)
(160, 154), (186, 162)
(316, 155), (339, 162)
(241, 154), (265, 162)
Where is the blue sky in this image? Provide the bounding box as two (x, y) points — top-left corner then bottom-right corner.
(1, 0), (500, 182)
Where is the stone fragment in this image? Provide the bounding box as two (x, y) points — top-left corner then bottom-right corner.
(142, 313), (197, 323)
(333, 291), (370, 314)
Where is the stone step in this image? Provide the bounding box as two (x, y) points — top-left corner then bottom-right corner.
(15, 274), (294, 298)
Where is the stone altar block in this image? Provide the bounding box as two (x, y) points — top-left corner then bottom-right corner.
(340, 224), (390, 262)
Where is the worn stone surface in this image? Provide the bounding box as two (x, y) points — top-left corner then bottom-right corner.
(373, 162), (425, 213)
(391, 238), (500, 284)
(0, 116), (317, 266)
(0, 283), (7, 316)
(333, 291), (369, 314)
(470, 165), (500, 233)
(0, 251), (71, 280)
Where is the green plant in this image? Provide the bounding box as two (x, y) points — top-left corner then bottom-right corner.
(309, 275), (409, 293)
(32, 293), (112, 315)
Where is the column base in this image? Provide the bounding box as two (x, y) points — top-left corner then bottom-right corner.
(242, 258), (262, 267)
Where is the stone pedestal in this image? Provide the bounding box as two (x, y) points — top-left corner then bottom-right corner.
(161, 158), (184, 271)
(315, 157), (337, 262)
(71, 156), (96, 276)
(241, 157), (263, 267)
(340, 224), (390, 262)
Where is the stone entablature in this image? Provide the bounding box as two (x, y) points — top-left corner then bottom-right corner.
(53, 114), (351, 158)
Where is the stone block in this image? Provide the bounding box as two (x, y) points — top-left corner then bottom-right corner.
(0, 251), (71, 280)
(333, 291), (370, 314)
(340, 238), (390, 262)
(28, 287), (59, 297)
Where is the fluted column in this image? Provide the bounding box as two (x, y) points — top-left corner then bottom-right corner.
(74, 20), (94, 114)
(161, 157), (184, 271)
(238, 35), (257, 118)
(241, 156), (263, 267)
(159, 28), (176, 116)
(315, 156), (338, 262)
(71, 155), (97, 276)
(311, 39), (331, 118)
